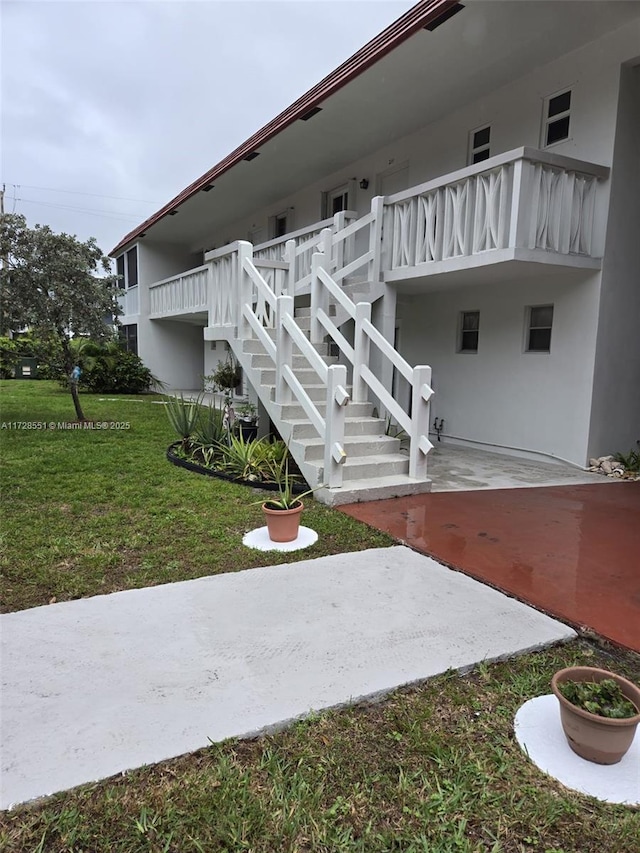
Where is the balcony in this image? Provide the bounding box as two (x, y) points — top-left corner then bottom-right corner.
(381, 147), (609, 289)
(148, 266), (209, 320)
(145, 147), (608, 321)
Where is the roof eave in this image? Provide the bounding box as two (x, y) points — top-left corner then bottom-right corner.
(110, 0), (459, 256)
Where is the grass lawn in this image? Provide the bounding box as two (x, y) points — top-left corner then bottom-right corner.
(0, 381), (393, 612)
(1, 641), (639, 852)
(1, 382), (639, 852)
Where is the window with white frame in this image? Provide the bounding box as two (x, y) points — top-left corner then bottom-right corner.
(458, 310), (480, 353)
(542, 90), (571, 147)
(468, 126), (491, 165)
(526, 305), (554, 352)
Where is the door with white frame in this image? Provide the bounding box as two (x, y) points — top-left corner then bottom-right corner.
(376, 162), (410, 197)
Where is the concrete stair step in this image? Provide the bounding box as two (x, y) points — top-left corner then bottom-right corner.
(288, 416), (387, 439)
(293, 435), (401, 462)
(340, 453), (410, 480)
(304, 453), (410, 482)
(243, 337), (330, 356)
(294, 305), (336, 318)
(315, 474), (432, 507)
(276, 401), (374, 420)
(250, 353), (338, 369)
(257, 367), (322, 386)
(270, 384), (352, 403)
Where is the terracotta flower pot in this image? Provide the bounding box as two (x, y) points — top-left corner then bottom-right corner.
(551, 666), (640, 765)
(262, 501), (303, 543)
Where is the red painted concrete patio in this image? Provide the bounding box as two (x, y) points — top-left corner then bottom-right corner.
(340, 482), (640, 652)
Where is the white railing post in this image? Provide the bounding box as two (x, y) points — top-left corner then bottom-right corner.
(558, 171), (575, 255)
(324, 363), (349, 489)
(369, 196), (384, 283)
(352, 302), (371, 403)
(333, 211), (346, 271)
(319, 226), (332, 259)
(283, 238), (296, 297)
(310, 251), (330, 345)
(409, 365), (434, 480)
(237, 241), (253, 340)
(207, 263), (214, 327)
(275, 294), (293, 404)
(507, 157), (534, 249)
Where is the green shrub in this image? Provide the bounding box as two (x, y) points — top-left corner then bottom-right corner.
(80, 349), (155, 394)
(615, 445), (640, 473)
(0, 337), (20, 378)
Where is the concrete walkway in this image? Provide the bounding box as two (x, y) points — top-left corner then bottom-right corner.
(1, 547), (574, 810)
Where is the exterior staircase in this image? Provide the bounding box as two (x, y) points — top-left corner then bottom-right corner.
(234, 302), (432, 506)
(203, 205), (434, 506)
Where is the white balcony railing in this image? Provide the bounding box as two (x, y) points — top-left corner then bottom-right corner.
(117, 285), (139, 317)
(146, 147), (608, 323)
(148, 265), (210, 318)
(381, 147), (608, 276)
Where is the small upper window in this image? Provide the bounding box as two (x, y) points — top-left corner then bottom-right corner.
(126, 247), (138, 288)
(458, 311), (480, 353)
(526, 305), (553, 352)
(116, 255), (126, 290)
(543, 90), (571, 147)
(469, 126), (491, 165)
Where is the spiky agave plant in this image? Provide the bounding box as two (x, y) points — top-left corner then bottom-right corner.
(165, 393), (202, 451)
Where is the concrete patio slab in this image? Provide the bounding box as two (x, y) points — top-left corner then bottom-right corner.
(1, 546), (575, 810)
(427, 443), (614, 492)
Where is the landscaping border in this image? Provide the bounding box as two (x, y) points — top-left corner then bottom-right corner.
(166, 442), (309, 494)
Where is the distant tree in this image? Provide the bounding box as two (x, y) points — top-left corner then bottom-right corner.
(0, 213), (121, 420)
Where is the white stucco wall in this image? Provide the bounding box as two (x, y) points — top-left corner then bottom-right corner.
(126, 18), (639, 443)
(134, 242), (205, 389)
(396, 271), (602, 466)
(588, 62), (640, 458)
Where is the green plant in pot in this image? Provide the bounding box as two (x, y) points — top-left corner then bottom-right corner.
(551, 666), (640, 764)
(206, 355), (242, 396)
(256, 456), (323, 543)
(235, 399), (258, 442)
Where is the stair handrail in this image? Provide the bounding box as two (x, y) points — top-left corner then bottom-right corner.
(205, 242), (240, 328)
(275, 295), (348, 488)
(236, 241), (348, 488)
(238, 243), (278, 345)
(310, 247), (433, 480)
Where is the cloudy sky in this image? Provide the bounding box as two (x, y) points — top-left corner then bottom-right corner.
(2, 0), (414, 256)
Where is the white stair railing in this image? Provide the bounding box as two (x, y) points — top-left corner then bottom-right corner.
(208, 243), (239, 328)
(236, 241), (349, 488)
(310, 249), (434, 480)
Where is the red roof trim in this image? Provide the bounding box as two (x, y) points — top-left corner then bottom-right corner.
(110, 0), (457, 255)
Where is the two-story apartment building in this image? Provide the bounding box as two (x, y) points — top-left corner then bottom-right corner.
(112, 0), (640, 504)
